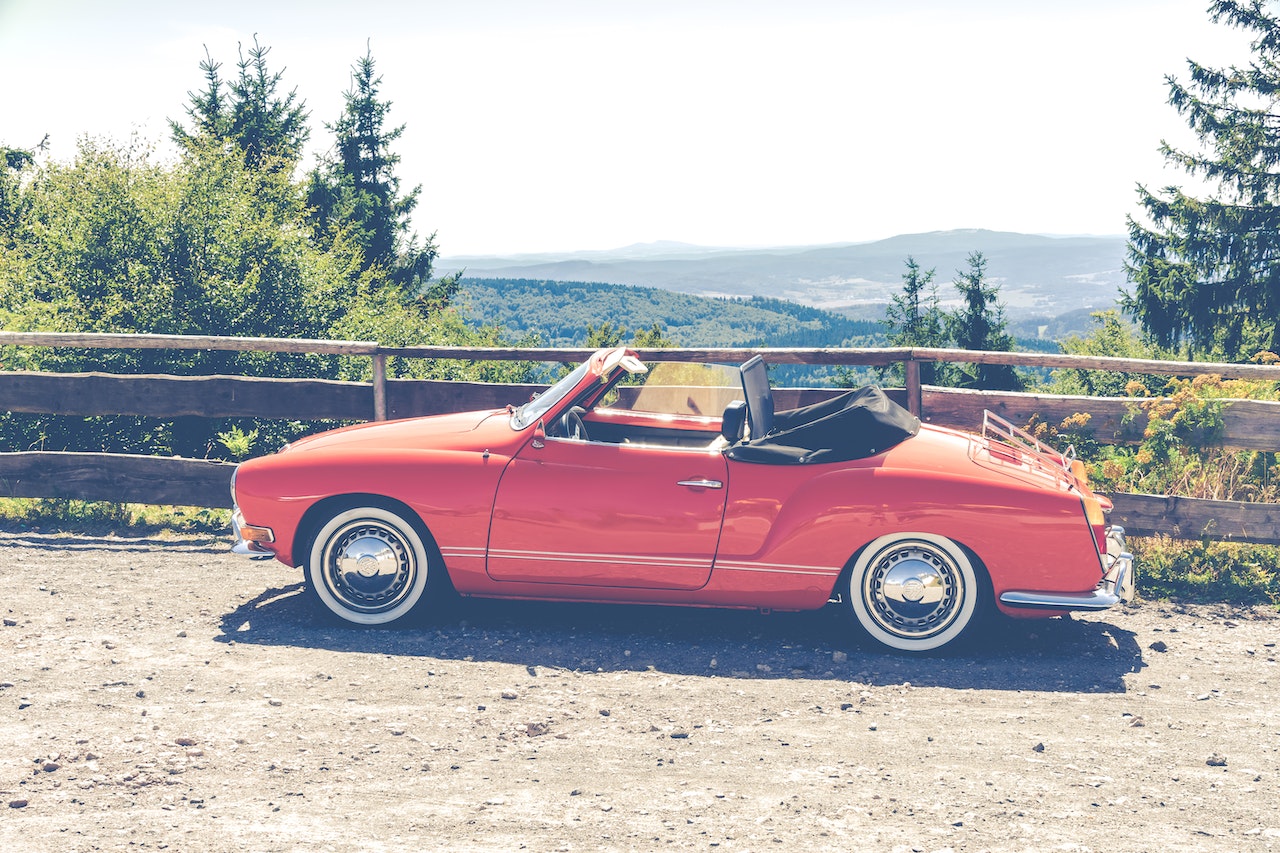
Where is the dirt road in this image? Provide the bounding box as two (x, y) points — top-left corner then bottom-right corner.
(1, 531), (1277, 852)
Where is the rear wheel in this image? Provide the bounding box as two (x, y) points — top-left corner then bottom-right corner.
(306, 505), (433, 625)
(848, 533), (981, 652)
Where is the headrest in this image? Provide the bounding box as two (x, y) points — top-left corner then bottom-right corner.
(721, 400), (747, 443)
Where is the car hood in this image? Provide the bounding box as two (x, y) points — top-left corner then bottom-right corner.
(280, 409), (517, 455)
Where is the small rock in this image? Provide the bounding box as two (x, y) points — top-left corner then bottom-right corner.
(3, 619), (17, 627)
(1128, 716), (1146, 728)
(42, 762), (60, 772)
(8, 800), (28, 809)
(832, 651), (848, 664)
(599, 709), (611, 717)
(1032, 743), (1046, 753)
(525, 722), (550, 737)
(670, 732), (689, 739)
(175, 738), (197, 747)
(501, 690), (518, 700)
(1149, 640), (1169, 653)
(1207, 754), (1228, 767)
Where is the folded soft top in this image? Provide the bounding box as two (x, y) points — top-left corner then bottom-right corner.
(725, 385), (920, 464)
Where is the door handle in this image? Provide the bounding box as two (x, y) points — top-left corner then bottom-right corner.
(677, 479), (723, 489)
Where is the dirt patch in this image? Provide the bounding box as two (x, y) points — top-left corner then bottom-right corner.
(1, 531), (1278, 852)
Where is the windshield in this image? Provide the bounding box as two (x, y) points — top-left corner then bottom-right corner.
(510, 360), (592, 430)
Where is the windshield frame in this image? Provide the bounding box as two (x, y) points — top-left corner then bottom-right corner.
(510, 360), (593, 430)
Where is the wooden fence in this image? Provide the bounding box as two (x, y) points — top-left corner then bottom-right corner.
(2, 331), (1279, 543)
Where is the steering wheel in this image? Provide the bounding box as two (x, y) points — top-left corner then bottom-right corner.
(559, 406), (588, 441)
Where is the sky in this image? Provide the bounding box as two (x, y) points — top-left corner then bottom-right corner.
(0, 0), (1258, 257)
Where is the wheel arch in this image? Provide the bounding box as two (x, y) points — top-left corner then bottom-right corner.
(294, 493), (447, 583)
(839, 530), (995, 652)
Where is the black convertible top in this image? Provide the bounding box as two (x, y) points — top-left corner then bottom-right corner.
(725, 385), (921, 465)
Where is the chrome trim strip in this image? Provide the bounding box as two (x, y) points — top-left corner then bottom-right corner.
(714, 560), (834, 576)
(487, 548), (709, 569)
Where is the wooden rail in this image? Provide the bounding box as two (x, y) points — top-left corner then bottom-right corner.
(2, 331), (1279, 543)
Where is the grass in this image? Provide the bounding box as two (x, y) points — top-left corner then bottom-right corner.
(1131, 536), (1280, 608)
(0, 498), (229, 538)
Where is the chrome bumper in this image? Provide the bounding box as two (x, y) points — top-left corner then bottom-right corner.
(999, 525), (1136, 612)
(230, 508), (275, 559)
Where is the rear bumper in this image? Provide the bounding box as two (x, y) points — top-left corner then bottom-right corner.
(999, 525), (1135, 612)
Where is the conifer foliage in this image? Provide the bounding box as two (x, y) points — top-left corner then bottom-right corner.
(883, 256), (946, 384)
(1125, 0), (1280, 358)
(170, 37), (310, 171)
(306, 48), (451, 308)
(946, 252), (1021, 390)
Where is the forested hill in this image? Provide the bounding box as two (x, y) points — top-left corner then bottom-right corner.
(441, 230), (1128, 322)
(459, 278), (884, 347)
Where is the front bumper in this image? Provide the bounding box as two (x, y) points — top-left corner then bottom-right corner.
(230, 507), (276, 559)
(999, 525), (1136, 612)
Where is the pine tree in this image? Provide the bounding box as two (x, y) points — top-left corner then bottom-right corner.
(883, 256), (945, 384)
(170, 37), (309, 171)
(946, 252), (1021, 390)
(306, 47), (443, 303)
(1124, 0), (1280, 357)
(169, 49), (230, 152)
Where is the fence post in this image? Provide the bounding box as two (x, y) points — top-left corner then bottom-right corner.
(372, 353), (388, 421)
(905, 358), (922, 418)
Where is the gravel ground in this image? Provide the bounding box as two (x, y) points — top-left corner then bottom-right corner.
(1, 530), (1278, 852)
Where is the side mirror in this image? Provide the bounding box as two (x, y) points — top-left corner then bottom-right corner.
(532, 420), (546, 449)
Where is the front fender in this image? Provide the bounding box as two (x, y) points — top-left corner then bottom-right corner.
(233, 447), (510, 566)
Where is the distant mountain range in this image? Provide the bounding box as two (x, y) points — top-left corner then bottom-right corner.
(439, 229), (1130, 324)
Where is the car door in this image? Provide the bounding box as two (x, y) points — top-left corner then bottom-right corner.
(486, 433), (728, 590)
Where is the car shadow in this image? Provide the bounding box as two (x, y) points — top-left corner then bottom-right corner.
(216, 584), (1146, 694)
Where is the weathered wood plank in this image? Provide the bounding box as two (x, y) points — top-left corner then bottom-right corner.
(1109, 492), (1280, 545)
(376, 344), (1280, 382)
(386, 380), (545, 419)
(0, 331), (378, 355)
(0, 372), (374, 420)
(919, 387), (1280, 452)
(0, 452), (234, 508)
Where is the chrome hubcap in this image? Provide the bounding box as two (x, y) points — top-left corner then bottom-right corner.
(323, 520), (416, 614)
(862, 541), (962, 639)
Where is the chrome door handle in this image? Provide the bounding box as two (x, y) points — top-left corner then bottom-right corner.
(677, 479), (723, 489)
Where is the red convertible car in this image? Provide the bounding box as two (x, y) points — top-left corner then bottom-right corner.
(230, 348), (1133, 652)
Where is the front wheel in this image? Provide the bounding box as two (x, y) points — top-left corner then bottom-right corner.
(848, 533), (982, 652)
(306, 505), (433, 625)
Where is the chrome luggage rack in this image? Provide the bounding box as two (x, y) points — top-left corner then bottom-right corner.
(981, 410), (1076, 473)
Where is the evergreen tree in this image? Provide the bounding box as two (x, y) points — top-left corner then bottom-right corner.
(169, 50), (230, 152)
(946, 252), (1021, 390)
(306, 47), (446, 304)
(170, 37), (309, 171)
(1124, 0), (1280, 357)
(883, 256), (945, 384)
